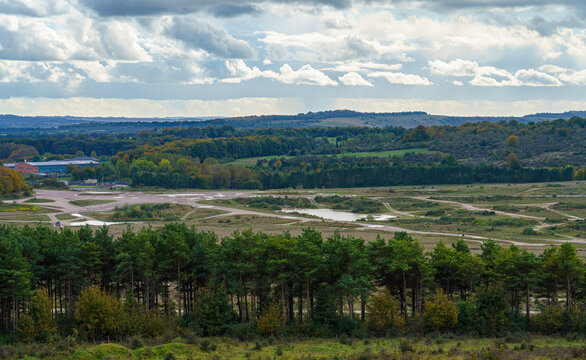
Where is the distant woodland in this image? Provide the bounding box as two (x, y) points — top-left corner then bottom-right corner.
(0, 116), (584, 190)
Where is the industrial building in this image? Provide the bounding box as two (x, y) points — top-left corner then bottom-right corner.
(3, 157), (99, 174)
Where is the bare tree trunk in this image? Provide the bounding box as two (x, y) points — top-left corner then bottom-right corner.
(67, 274), (72, 312)
(177, 260), (181, 317)
(525, 283), (531, 328)
(349, 298), (354, 319)
(288, 283), (294, 322)
(130, 265), (135, 305)
(418, 276), (423, 314)
(237, 294), (243, 322)
(553, 278), (558, 305)
(402, 271), (408, 321)
(411, 287), (416, 317)
(281, 280), (286, 325)
(298, 282), (303, 323)
(244, 289), (249, 322)
(306, 279), (311, 321)
(566, 275), (571, 308)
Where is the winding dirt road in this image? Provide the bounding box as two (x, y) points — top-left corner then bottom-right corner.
(6, 189), (583, 247)
(410, 195), (545, 220)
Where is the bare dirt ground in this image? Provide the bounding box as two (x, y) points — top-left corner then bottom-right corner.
(6, 188), (582, 251)
(410, 195), (545, 220)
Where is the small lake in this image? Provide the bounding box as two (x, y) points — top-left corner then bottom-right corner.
(281, 208), (396, 222)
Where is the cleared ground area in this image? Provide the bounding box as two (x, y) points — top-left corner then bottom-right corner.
(1, 181), (583, 255)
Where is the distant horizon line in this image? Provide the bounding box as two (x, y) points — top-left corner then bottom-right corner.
(2, 109), (586, 121)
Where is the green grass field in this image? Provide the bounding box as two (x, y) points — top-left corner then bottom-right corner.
(184, 208), (230, 220)
(90, 203), (192, 222)
(23, 198), (56, 203)
(6, 335), (584, 360)
(56, 213), (80, 221)
(229, 148), (432, 166)
(69, 199), (117, 207)
(0, 203), (40, 212)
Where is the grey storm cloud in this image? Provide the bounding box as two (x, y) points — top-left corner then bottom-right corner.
(78, 0), (585, 16)
(79, 0), (352, 16)
(166, 17), (256, 59)
(0, 0), (67, 17)
(210, 4), (261, 18)
(526, 15), (584, 36)
(0, 25), (66, 61)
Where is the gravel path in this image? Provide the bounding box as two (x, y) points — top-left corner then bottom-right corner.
(410, 195), (545, 220)
(5, 189), (581, 247)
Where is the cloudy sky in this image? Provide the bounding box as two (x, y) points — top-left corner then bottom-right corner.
(1, 0), (586, 117)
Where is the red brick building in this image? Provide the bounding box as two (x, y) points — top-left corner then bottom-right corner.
(14, 163), (39, 174)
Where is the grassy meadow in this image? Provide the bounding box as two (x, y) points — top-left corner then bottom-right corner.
(3, 335), (585, 360)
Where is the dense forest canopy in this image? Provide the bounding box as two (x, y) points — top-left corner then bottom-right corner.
(1, 224), (585, 343)
(1, 117), (584, 190)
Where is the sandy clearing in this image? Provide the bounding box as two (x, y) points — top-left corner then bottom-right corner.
(5, 189), (581, 248)
(410, 195), (545, 220)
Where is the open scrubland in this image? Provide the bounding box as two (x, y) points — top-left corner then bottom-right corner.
(2, 181), (583, 253)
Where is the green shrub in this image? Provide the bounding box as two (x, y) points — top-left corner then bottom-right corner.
(338, 316), (360, 336)
(456, 301), (476, 334)
(229, 322), (257, 341)
(200, 339), (217, 352)
(193, 284), (234, 336)
(338, 334), (354, 346)
(474, 285), (508, 336)
(16, 315), (35, 342)
(399, 338), (414, 353)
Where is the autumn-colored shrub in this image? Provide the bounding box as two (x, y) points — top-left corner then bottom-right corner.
(365, 290), (404, 336)
(423, 290), (458, 333)
(17, 290), (56, 342)
(75, 287), (125, 341)
(257, 301), (283, 336)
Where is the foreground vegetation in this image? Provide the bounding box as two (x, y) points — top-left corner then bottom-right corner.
(1, 334), (585, 359)
(1, 224), (585, 353)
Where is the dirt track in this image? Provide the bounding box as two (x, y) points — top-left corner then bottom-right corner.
(5, 189), (583, 247)
(410, 195), (545, 220)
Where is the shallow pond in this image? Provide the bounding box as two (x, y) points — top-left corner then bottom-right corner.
(281, 208), (395, 222)
(69, 213), (122, 227)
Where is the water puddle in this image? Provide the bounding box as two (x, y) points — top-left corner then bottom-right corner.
(69, 220), (121, 226)
(69, 213), (124, 226)
(281, 208), (396, 222)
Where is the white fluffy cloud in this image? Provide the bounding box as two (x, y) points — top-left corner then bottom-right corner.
(258, 30), (411, 62)
(0, 61), (68, 83)
(338, 72), (373, 86)
(0, 0), (585, 116)
(368, 71), (433, 86)
(539, 65), (586, 85)
(322, 61), (403, 72)
(223, 60), (338, 86)
(0, 0), (69, 17)
(165, 17), (256, 59)
(429, 59), (563, 86)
